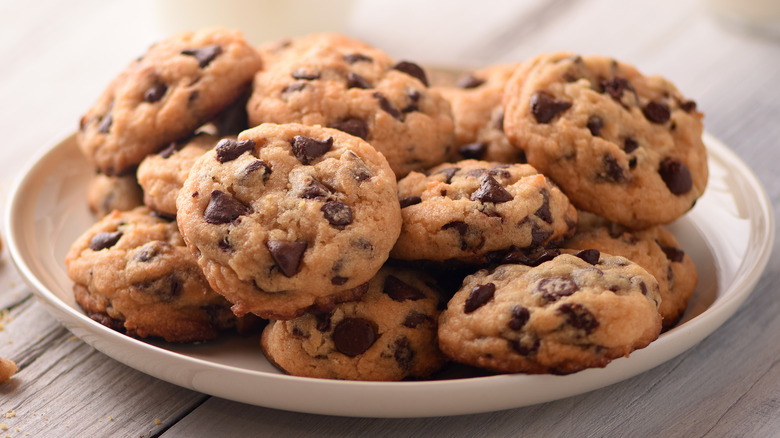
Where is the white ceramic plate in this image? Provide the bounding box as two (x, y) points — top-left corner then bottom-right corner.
(4, 132), (773, 418)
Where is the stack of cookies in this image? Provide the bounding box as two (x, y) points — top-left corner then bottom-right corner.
(65, 28), (706, 379)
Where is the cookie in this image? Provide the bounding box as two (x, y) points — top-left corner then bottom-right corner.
(502, 52), (708, 229)
(78, 27), (263, 175)
(437, 63), (526, 163)
(65, 207), (243, 342)
(137, 132), (219, 217)
(246, 33), (455, 178)
(391, 159), (577, 264)
(260, 265), (446, 380)
(563, 211), (697, 328)
(438, 251), (662, 374)
(176, 123), (402, 319)
(86, 172), (144, 218)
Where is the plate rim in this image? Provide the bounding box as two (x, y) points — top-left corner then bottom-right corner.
(3, 131), (774, 417)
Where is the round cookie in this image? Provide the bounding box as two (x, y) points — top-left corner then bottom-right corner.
(176, 123), (402, 319)
(86, 172), (144, 218)
(391, 159), (577, 264)
(438, 251), (662, 374)
(563, 211), (697, 329)
(246, 33), (455, 178)
(78, 27), (263, 175)
(437, 63), (526, 163)
(65, 207), (242, 342)
(261, 265), (445, 381)
(137, 132), (220, 217)
(502, 52), (708, 229)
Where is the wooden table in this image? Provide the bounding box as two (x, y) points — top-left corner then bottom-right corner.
(1, 0), (779, 436)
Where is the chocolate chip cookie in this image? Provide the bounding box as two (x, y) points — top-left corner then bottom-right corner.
(176, 123), (402, 319)
(503, 52), (708, 229)
(86, 172), (144, 218)
(78, 27), (262, 175)
(246, 33), (455, 178)
(437, 63), (526, 163)
(438, 251), (662, 374)
(137, 132), (220, 217)
(563, 211), (697, 329)
(261, 265), (446, 380)
(391, 159), (577, 264)
(65, 207), (243, 342)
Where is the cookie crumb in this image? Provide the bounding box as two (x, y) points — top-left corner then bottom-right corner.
(3, 410), (15, 418)
(0, 358), (17, 385)
(154, 418), (161, 425)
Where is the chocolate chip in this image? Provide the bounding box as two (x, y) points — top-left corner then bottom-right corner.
(344, 53), (372, 64)
(458, 142), (487, 160)
(508, 305), (530, 330)
(601, 155), (627, 183)
(331, 276), (348, 285)
(531, 92), (572, 123)
(384, 275), (425, 302)
(531, 224), (553, 247)
(600, 77), (632, 101)
(374, 92), (402, 120)
(215, 138), (256, 163)
(392, 61), (429, 86)
(624, 137), (639, 154)
(676, 97), (697, 113)
(332, 317), (377, 357)
(659, 158), (692, 194)
(188, 90), (199, 105)
(471, 174), (513, 203)
(347, 72), (371, 89)
(587, 115), (603, 136)
(643, 101), (671, 124)
(393, 336), (415, 371)
(329, 117), (368, 140)
(402, 90), (421, 113)
(457, 74), (485, 89)
(136, 275), (181, 302)
(89, 231), (122, 251)
(575, 249), (600, 265)
(204, 190), (249, 224)
(535, 189), (552, 223)
(181, 44), (222, 68)
(435, 167), (460, 184)
(158, 141), (182, 159)
(399, 196), (422, 208)
(301, 178), (331, 199)
(313, 310), (332, 332)
(656, 240), (685, 262)
(243, 160), (271, 180)
(511, 338), (540, 356)
(282, 82), (307, 94)
(465, 283), (495, 313)
(144, 82), (167, 103)
(558, 303), (599, 334)
(321, 201), (353, 226)
(291, 68), (320, 80)
(218, 236), (232, 251)
(402, 311), (432, 328)
(639, 281), (649, 296)
(266, 240), (307, 277)
(442, 220), (468, 236)
(503, 247), (560, 266)
(536, 277), (578, 302)
(97, 113), (112, 134)
(291, 135), (333, 164)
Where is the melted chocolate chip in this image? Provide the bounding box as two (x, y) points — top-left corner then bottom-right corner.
(321, 201), (353, 226)
(471, 175), (513, 203)
(600, 77), (632, 101)
(181, 44), (222, 68)
(402, 311), (432, 328)
(392, 61), (429, 86)
(624, 137), (639, 154)
(291, 69), (320, 80)
(374, 92), (403, 120)
(659, 158), (692, 194)
(458, 142), (488, 160)
(643, 101), (671, 124)
(575, 249), (600, 265)
(384, 275), (425, 302)
(204, 190), (249, 224)
(535, 189), (552, 223)
(587, 115), (603, 136)
(347, 72), (371, 89)
(503, 248), (560, 266)
(266, 240), (307, 277)
(537, 277), (578, 302)
(332, 317), (377, 357)
(508, 305), (530, 330)
(89, 231), (122, 251)
(344, 53), (373, 64)
(558, 303), (599, 333)
(144, 82), (167, 103)
(215, 138), (256, 163)
(399, 196), (422, 208)
(656, 240), (685, 262)
(329, 117), (368, 140)
(394, 336), (415, 371)
(291, 136), (333, 164)
(465, 283), (495, 313)
(531, 92), (572, 123)
(301, 178), (331, 199)
(457, 74), (485, 89)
